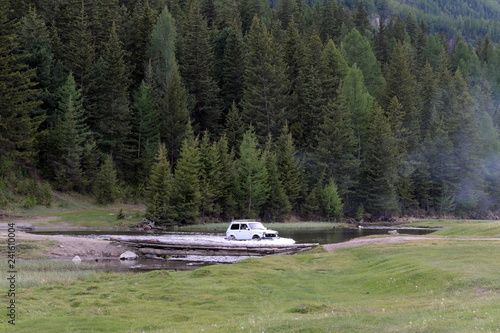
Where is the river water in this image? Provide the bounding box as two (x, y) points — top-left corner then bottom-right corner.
(27, 226), (438, 272)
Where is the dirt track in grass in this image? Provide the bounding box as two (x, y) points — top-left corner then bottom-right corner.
(322, 235), (500, 252)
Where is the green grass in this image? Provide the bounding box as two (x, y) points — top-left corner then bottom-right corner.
(5, 238), (500, 332)
(410, 219), (500, 237)
(0, 259), (97, 288)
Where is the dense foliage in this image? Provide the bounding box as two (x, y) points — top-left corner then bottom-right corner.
(1, 0), (500, 223)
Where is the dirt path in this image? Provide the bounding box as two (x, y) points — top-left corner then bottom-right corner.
(1, 232), (132, 259)
(323, 235), (500, 252)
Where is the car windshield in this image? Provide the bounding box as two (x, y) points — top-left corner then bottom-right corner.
(249, 222), (266, 230)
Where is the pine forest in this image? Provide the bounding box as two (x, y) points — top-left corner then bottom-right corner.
(1, 0), (500, 224)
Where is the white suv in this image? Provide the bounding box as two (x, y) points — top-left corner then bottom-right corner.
(226, 220), (279, 240)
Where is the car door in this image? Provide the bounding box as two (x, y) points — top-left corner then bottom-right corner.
(239, 223), (251, 240)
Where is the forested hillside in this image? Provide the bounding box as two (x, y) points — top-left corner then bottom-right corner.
(341, 0), (500, 43)
(1, 0), (500, 224)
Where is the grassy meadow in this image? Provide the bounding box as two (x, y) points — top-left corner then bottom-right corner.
(2, 219), (500, 332)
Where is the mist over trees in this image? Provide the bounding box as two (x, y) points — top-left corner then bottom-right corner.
(1, 0), (500, 223)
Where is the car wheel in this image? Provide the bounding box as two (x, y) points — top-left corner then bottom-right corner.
(228, 235), (236, 240)
(252, 234), (261, 240)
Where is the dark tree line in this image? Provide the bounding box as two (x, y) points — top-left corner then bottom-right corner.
(1, 0), (500, 223)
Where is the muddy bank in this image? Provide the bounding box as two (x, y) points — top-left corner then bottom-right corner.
(0, 231), (132, 259)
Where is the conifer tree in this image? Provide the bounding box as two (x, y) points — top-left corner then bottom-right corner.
(217, 134), (238, 217)
(319, 0), (341, 42)
(147, 6), (177, 103)
(342, 28), (385, 98)
(202, 0), (217, 28)
(452, 39), (481, 80)
(237, 128), (270, 217)
(277, 0), (300, 30)
(320, 39), (348, 101)
(303, 177), (323, 218)
(382, 42), (420, 151)
(374, 18), (389, 64)
(341, 65), (374, 160)
(242, 16), (287, 143)
(419, 63), (438, 137)
(477, 34), (494, 64)
(316, 97), (358, 197)
(94, 154), (118, 204)
(146, 143), (173, 224)
(65, 1), (95, 99)
(444, 70), (483, 212)
(240, 0), (269, 33)
(51, 73), (93, 190)
(89, 0), (120, 53)
(221, 20), (245, 111)
(352, 0), (370, 36)
(321, 178), (343, 220)
(262, 147), (291, 221)
(0, 1), (43, 164)
(284, 19), (305, 105)
(425, 34), (447, 70)
(18, 6), (65, 128)
(130, 0), (156, 88)
(414, 20), (427, 71)
(284, 21), (323, 146)
(225, 102), (246, 152)
(359, 106), (399, 217)
(171, 123), (202, 224)
(179, 0), (221, 134)
(199, 133), (223, 218)
(161, 60), (190, 164)
(276, 124), (302, 210)
(132, 80), (159, 180)
(96, 22), (132, 168)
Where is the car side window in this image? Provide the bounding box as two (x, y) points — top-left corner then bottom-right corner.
(230, 224), (240, 230)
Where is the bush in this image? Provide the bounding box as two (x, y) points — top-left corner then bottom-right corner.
(23, 194), (37, 209)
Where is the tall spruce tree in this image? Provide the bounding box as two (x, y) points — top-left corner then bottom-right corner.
(132, 80), (159, 181)
(146, 143), (173, 224)
(341, 65), (373, 160)
(160, 60), (190, 165)
(382, 42), (420, 151)
(0, 1), (43, 164)
(171, 123), (202, 224)
(342, 28), (385, 99)
(224, 102), (246, 152)
(221, 20), (245, 111)
(51, 73), (93, 190)
(199, 133), (224, 219)
(359, 106), (399, 217)
(262, 147), (291, 221)
(242, 16), (287, 143)
(217, 134), (238, 217)
(64, 0), (95, 100)
(96, 21), (132, 169)
(276, 124), (301, 211)
(178, 0), (221, 134)
(316, 97), (358, 198)
(147, 6), (177, 104)
(321, 39), (348, 101)
(237, 128), (270, 218)
(130, 0), (156, 88)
